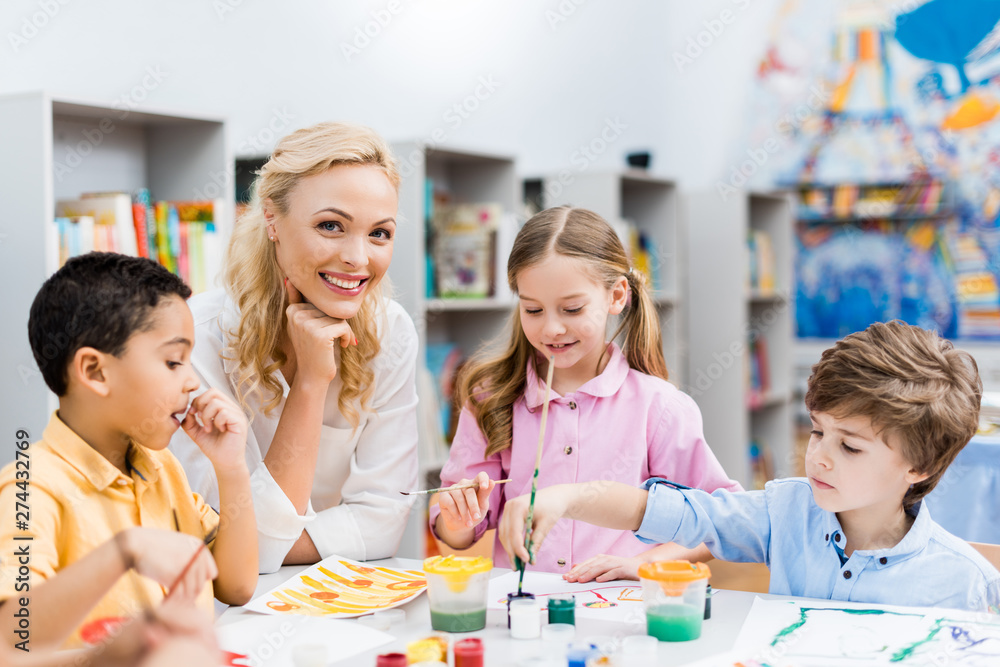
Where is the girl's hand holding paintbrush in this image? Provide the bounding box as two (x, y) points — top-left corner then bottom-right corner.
(436, 471), (498, 532)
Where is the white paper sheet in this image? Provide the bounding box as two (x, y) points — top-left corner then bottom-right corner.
(216, 615), (394, 667)
(733, 596), (1000, 666)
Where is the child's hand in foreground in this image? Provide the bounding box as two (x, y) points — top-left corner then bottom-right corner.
(120, 527), (218, 602)
(564, 554), (642, 582)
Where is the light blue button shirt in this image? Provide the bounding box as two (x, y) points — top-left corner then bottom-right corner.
(636, 477), (1000, 611)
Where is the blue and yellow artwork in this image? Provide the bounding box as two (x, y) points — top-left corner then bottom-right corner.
(741, 0), (1000, 339)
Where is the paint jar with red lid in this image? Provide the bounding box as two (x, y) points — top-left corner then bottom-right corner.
(375, 652), (407, 667)
(454, 637), (484, 667)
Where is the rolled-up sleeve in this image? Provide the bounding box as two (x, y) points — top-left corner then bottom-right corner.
(304, 306), (420, 563)
(636, 479), (771, 564)
(251, 465), (318, 572)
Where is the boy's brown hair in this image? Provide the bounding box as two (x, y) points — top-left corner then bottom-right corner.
(805, 320), (982, 510)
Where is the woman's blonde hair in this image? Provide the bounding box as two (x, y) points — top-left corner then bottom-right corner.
(805, 320), (982, 511)
(223, 121), (399, 427)
(457, 206), (667, 457)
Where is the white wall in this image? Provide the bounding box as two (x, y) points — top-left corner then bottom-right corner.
(1, 0), (779, 186)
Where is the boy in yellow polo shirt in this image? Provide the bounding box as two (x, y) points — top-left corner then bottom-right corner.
(0, 252), (258, 649)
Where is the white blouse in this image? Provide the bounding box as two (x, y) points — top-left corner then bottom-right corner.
(169, 289), (419, 574)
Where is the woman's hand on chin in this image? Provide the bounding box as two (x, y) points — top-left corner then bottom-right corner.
(283, 278), (356, 385)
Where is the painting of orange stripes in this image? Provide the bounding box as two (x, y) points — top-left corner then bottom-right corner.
(245, 556), (427, 617)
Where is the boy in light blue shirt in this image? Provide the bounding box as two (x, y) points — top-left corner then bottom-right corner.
(499, 321), (1000, 611)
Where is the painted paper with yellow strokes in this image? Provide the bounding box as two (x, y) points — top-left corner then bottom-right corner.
(245, 556), (426, 617)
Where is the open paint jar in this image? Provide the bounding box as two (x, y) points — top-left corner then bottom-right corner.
(423, 555), (492, 632)
(637, 560), (711, 641)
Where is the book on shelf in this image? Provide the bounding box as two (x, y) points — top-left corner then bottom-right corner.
(746, 336), (771, 409)
(135, 188), (156, 259)
(431, 202), (503, 299)
(56, 193), (138, 257)
(48, 216), (94, 270)
(51, 192), (223, 293)
(749, 440), (774, 490)
(425, 342), (465, 445)
(747, 230), (775, 293)
(797, 179), (949, 220)
(608, 218), (660, 293)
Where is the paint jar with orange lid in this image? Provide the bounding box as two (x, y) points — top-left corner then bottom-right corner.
(423, 555), (493, 632)
(637, 560), (711, 641)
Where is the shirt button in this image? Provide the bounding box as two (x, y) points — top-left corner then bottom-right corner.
(564, 446), (573, 455)
(834, 533), (841, 543)
(879, 557), (888, 565)
(557, 559), (566, 567)
(824, 534), (829, 541)
(568, 401), (577, 410)
(116, 478), (128, 486)
(843, 570), (852, 580)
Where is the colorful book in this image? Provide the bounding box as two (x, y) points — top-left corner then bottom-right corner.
(154, 201), (171, 270)
(432, 203), (502, 298)
(134, 188), (156, 258)
(55, 194), (137, 256)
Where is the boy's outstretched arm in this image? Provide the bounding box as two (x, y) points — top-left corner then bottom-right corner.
(181, 389), (257, 605)
(564, 542), (713, 583)
(497, 481), (648, 567)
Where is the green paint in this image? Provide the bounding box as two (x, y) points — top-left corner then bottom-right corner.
(547, 597), (575, 625)
(770, 607), (925, 648)
(891, 618), (945, 662)
(430, 608), (487, 632)
(770, 607), (809, 646)
(645, 603), (704, 642)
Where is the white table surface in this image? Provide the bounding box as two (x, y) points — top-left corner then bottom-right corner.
(217, 558), (764, 666)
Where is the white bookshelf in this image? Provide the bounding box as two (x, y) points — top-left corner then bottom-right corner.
(0, 91), (232, 465)
(539, 170), (684, 387)
(684, 190), (795, 489)
(389, 143), (520, 559)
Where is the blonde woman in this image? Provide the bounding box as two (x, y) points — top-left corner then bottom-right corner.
(170, 122), (418, 573)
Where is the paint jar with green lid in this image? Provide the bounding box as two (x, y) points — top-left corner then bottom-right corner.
(547, 595), (576, 625)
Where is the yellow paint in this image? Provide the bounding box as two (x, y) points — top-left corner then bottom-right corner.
(942, 91), (1000, 130)
(423, 555), (492, 593)
(831, 66), (856, 113)
(260, 560), (427, 617)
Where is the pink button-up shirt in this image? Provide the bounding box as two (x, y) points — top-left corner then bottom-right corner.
(431, 343), (742, 572)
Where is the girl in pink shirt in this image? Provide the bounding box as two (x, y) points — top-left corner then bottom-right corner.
(431, 206), (741, 582)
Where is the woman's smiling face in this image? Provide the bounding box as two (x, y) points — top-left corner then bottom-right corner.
(267, 163), (398, 319)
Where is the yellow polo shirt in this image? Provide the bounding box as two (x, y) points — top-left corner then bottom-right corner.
(0, 413), (218, 647)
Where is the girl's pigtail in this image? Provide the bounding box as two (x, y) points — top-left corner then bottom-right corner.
(618, 269), (668, 381)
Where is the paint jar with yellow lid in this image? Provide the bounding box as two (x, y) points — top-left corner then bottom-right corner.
(423, 555), (492, 632)
(637, 560), (711, 641)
